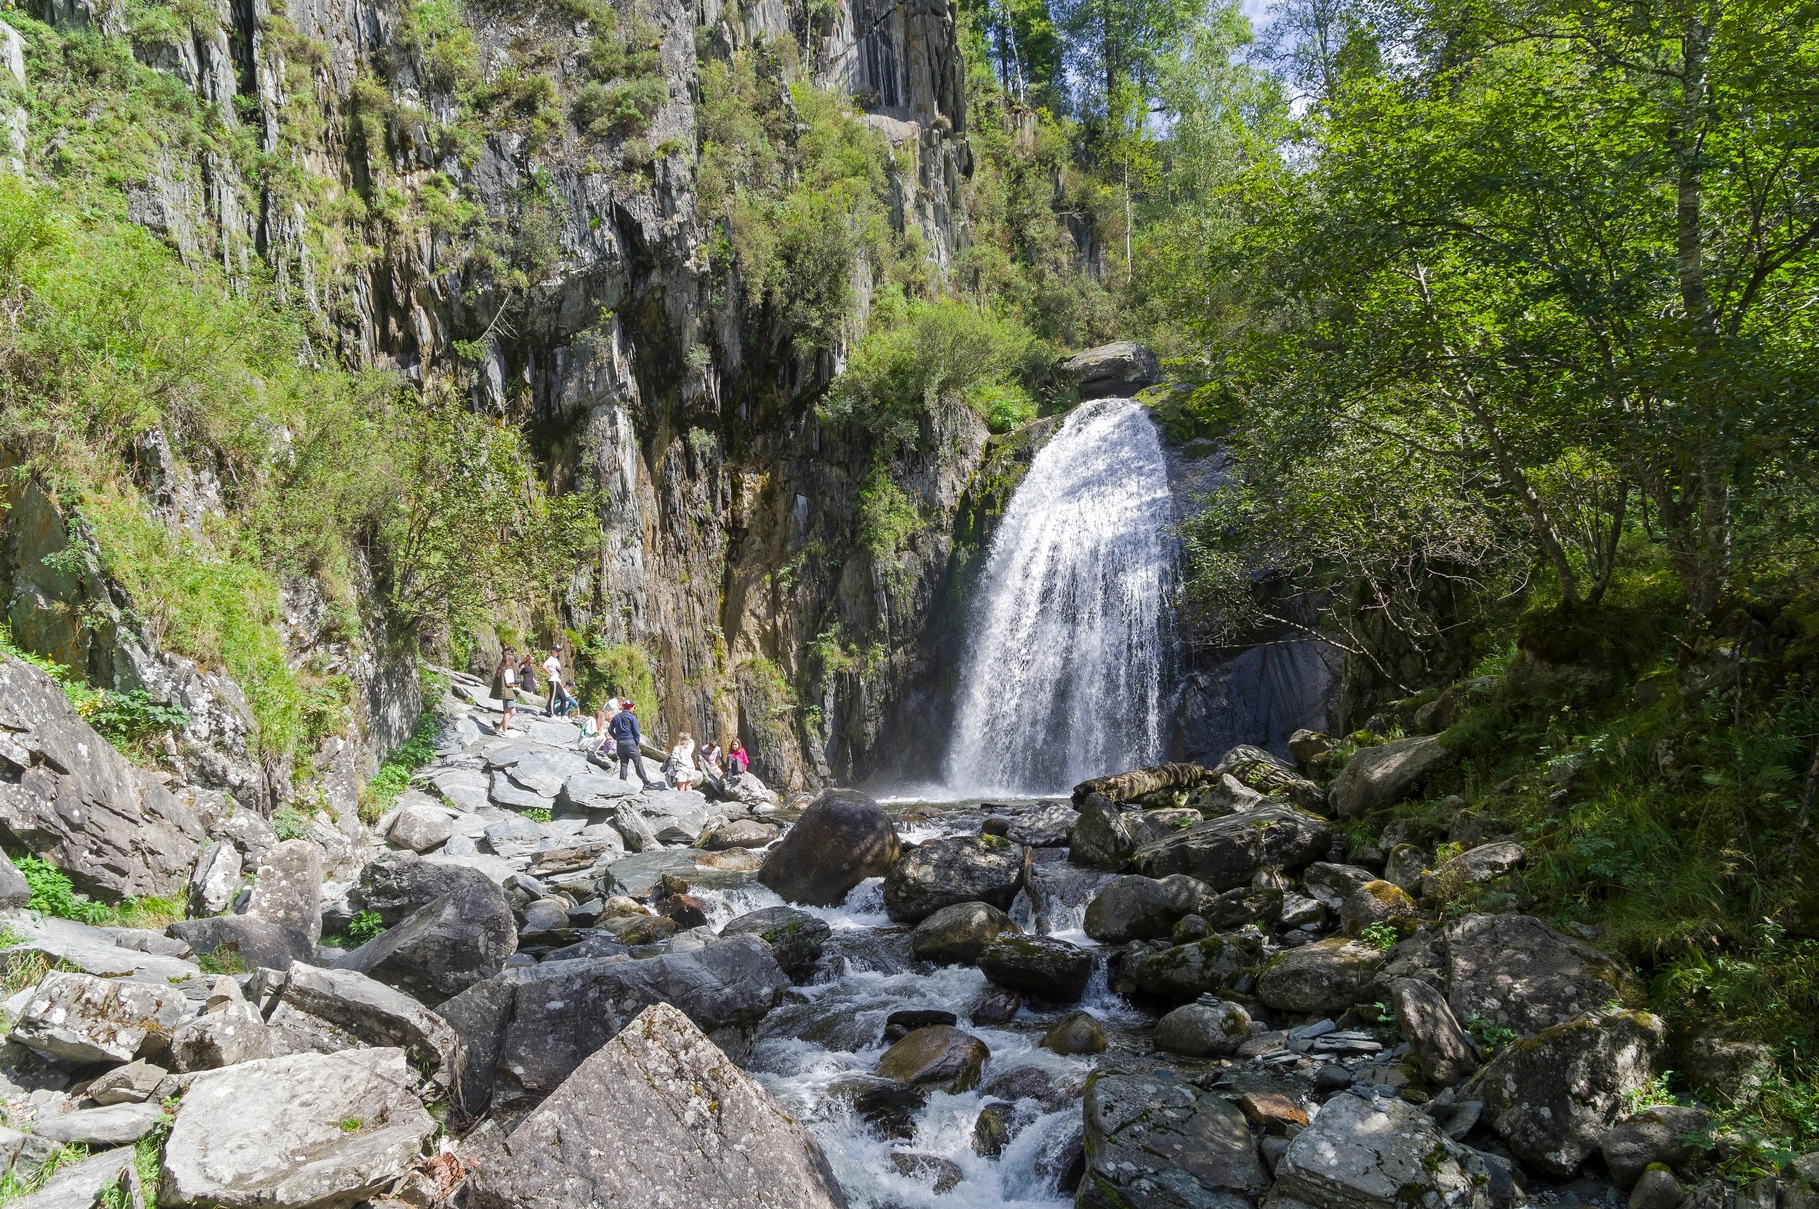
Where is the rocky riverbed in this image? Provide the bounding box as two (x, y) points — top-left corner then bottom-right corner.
(0, 653), (1789, 1209)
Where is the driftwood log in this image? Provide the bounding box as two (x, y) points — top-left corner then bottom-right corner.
(1072, 762), (1212, 806)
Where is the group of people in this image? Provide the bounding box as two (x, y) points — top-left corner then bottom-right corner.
(491, 643), (751, 796)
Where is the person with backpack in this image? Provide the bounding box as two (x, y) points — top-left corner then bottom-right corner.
(495, 647), (519, 735)
(609, 701), (656, 785)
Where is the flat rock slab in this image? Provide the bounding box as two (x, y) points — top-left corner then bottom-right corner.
(1445, 913), (1642, 1038)
(9, 1146), (135, 1209)
(160, 1047), (437, 1209)
(1131, 804), (1334, 890)
(489, 773), (553, 813)
(430, 769), (491, 813)
(32, 1100), (163, 1145)
(1080, 1072), (1266, 1207)
(605, 850), (696, 899)
(10, 970), (188, 1064)
(1274, 1091), (1481, 1209)
(465, 1003), (846, 1209)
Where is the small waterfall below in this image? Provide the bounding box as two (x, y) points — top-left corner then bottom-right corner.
(944, 397), (1174, 796)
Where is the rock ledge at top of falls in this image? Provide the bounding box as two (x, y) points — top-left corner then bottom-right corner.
(1058, 342), (1162, 399)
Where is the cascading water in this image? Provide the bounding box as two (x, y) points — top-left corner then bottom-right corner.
(944, 397), (1174, 795)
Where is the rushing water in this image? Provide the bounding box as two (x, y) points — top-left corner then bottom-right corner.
(944, 397), (1175, 797)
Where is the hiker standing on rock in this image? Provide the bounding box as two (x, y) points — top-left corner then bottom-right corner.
(610, 701), (656, 786)
(495, 647), (519, 735)
(543, 647), (564, 715)
(517, 651), (538, 711)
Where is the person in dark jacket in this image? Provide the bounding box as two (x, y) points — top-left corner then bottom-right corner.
(608, 701), (656, 785)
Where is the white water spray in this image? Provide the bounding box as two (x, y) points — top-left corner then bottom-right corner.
(944, 397), (1173, 795)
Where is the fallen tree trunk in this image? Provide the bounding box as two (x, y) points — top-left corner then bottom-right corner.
(1072, 762), (1211, 806)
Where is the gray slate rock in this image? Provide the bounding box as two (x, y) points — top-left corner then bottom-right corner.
(757, 788), (900, 907)
(1602, 1106), (1715, 1189)
(1257, 938), (1385, 1013)
(1129, 934), (1263, 1000)
(349, 851), (500, 923)
(167, 915), (314, 973)
(1131, 804), (1334, 890)
(87, 1059), (165, 1105)
(32, 1100), (163, 1145)
(882, 835), (1025, 924)
(605, 850), (696, 899)
(977, 934), (1093, 1003)
(1058, 341), (1161, 399)
(1004, 803), (1077, 847)
(0, 848), (28, 908)
(279, 963), (457, 1090)
(10, 970), (187, 1064)
(190, 840), (243, 916)
(1302, 862), (1381, 912)
(160, 1047), (437, 1209)
(1084, 874), (1218, 943)
(1328, 734), (1459, 817)
(1273, 1091), (1483, 1209)
(464, 1003), (847, 1209)
(489, 772), (553, 813)
(1391, 976), (1478, 1086)
(248, 838), (323, 944)
(908, 901), (1022, 964)
(719, 907), (831, 978)
(1078, 1072), (1266, 1208)
(8, 1146), (136, 1209)
(430, 768), (491, 813)
(0, 654), (205, 900)
(387, 804), (457, 853)
(171, 999), (272, 1072)
(1068, 793), (1133, 869)
(333, 882), (518, 1005)
(1463, 1008), (1668, 1177)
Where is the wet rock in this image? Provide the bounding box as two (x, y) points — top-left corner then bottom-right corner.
(10, 970), (187, 1064)
(978, 935), (1094, 1003)
(1314, 1063), (1353, 1092)
(908, 900), (1022, 963)
(1273, 1091), (1482, 1209)
(700, 818), (778, 850)
(1340, 880), (1418, 937)
(1602, 1106), (1715, 1188)
(1464, 1008), (1668, 1176)
(1256, 937), (1385, 1013)
(1329, 734), (1459, 816)
(160, 1047), (437, 1208)
(1083, 874), (1218, 943)
(1129, 933), (1263, 1000)
(1631, 1166), (1685, 1209)
(387, 803), (457, 853)
(889, 1150), (964, 1193)
(1153, 999), (1251, 1057)
(757, 788), (900, 906)
(970, 988), (1021, 1025)
(1391, 976), (1478, 1085)
(697, 846), (763, 871)
(877, 1025), (990, 1092)
(279, 964), (458, 1089)
(883, 835), (1025, 924)
(655, 893), (711, 930)
(1040, 1010), (1106, 1055)
(89, 1058), (166, 1105)
(973, 1102), (1013, 1156)
(853, 1080), (927, 1139)
(1069, 793), (1134, 869)
(246, 838), (324, 945)
(191, 840), (243, 916)
(1131, 803), (1335, 890)
(491, 935), (789, 1099)
(1446, 913), (1644, 1037)
(604, 849), (696, 899)
(0, 654), (205, 901)
(1079, 1073), (1266, 1208)
(466, 1003), (847, 1209)
(333, 879), (518, 1006)
(719, 906), (832, 977)
(882, 1010), (958, 1044)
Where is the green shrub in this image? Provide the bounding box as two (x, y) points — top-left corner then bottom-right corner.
(86, 690), (190, 749)
(361, 707), (441, 821)
(270, 807), (311, 841)
(856, 466), (921, 564)
(347, 910), (386, 943)
(577, 640), (656, 712)
(17, 855), (110, 924)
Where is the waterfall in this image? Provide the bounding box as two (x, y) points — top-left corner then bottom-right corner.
(944, 397), (1173, 796)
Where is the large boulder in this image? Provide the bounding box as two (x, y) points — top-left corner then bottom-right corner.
(1463, 1009), (1668, 1177)
(1083, 874), (1217, 943)
(1340, 880), (1418, 936)
(1153, 1000), (1251, 1057)
(977, 935), (1093, 1003)
(876, 1025), (990, 1092)
(1001, 802), (1076, 847)
(1422, 840), (1524, 903)
(882, 835), (1025, 924)
(1257, 938), (1385, 1013)
(1273, 1090), (1484, 1209)
(278, 964), (458, 1089)
(0, 654), (204, 900)
(386, 803), (457, 853)
(1129, 933), (1263, 1000)
(464, 1004), (846, 1209)
(1078, 1073), (1266, 1209)
(1303, 862), (1380, 911)
(247, 838), (323, 944)
(756, 789), (899, 906)
(1390, 976), (1478, 1085)
(1131, 804), (1334, 890)
(1328, 734), (1458, 816)
(1445, 913), (1643, 1037)
(1058, 340), (1162, 399)
(1069, 793), (1134, 868)
(1205, 744), (1325, 810)
(191, 840), (243, 916)
(490, 935), (790, 1101)
(348, 851), (505, 924)
(908, 901), (1022, 964)
(718, 906), (832, 978)
(331, 880), (518, 1005)
(1601, 1106), (1716, 1188)
(160, 1048), (437, 1208)
(167, 915), (314, 972)
(9, 969), (187, 1064)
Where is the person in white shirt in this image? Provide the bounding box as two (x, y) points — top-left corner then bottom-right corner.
(543, 647), (564, 715)
(666, 732), (699, 790)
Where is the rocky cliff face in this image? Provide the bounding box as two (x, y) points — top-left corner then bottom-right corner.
(4, 0), (991, 792)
